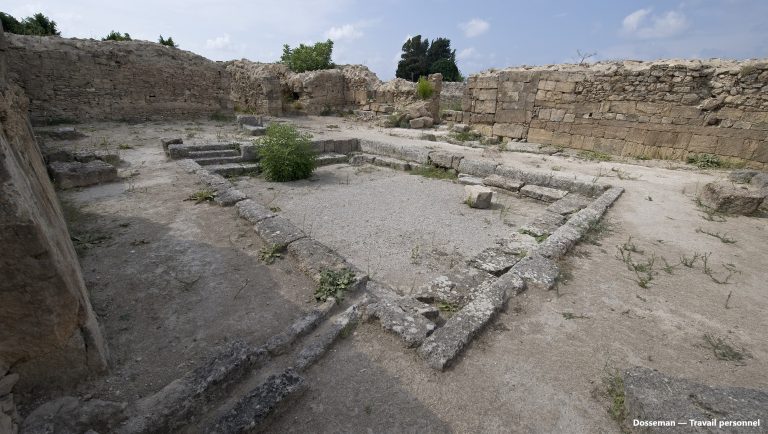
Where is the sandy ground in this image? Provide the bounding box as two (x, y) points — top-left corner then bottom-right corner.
(25, 116), (768, 432)
(235, 165), (546, 292)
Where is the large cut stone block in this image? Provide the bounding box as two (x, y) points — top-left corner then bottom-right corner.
(699, 182), (764, 215)
(464, 185), (493, 209)
(48, 160), (118, 189)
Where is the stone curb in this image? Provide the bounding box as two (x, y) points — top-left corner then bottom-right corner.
(265, 300), (337, 355)
(294, 304), (362, 371)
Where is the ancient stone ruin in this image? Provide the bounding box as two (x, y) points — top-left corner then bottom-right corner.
(1, 23), (766, 434)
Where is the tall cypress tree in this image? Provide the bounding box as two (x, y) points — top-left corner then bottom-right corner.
(396, 35), (462, 82)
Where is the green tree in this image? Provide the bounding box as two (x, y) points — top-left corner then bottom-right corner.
(396, 35), (429, 82)
(0, 11), (59, 36)
(396, 35), (463, 82)
(158, 35), (178, 47)
(103, 30), (132, 41)
(280, 39), (335, 73)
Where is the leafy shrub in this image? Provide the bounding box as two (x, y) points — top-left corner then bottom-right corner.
(1, 12), (60, 36)
(103, 31), (132, 41)
(315, 268), (356, 302)
(158, 35), (178, 48)
(416, 76), (434, 100)
(280, 39), (335, 73)
(687, 153), (722, 168)
(258, 123), (316, 182)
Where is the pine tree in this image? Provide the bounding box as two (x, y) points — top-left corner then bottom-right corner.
(396, 35), (429, 82)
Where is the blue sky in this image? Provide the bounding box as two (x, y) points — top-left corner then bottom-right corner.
(5, 0), (768, 79)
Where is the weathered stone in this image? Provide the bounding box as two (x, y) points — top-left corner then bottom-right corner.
(161, 137), (183, 153)
(21, 397), (127, 434)
(254, 216), (306, 246)
(546, 194), (592, 215)
(41, 127), (87, 141)
(242, 124), (267, 136)
(372, 155), (412, 171)
(468, 246), (523, 275)
(511, 254), (559, 290)
(236, 114), (262, 126)
(265, 300), (336, 355)
(286, 237), (349, 281)
(359, 139), (430, 164)
(119, 340), (268, 433)
(209, 369), (306, 434)
(47, 160), (118, 189)
(213, 187), (247, 206)
(457, 158), (499, 178)
(294, 304), (362, 370)
(428, 151), (463, 170)
(458, 174), (484, 185)
(409, 116), (434, 129)
(1, 81), (108, 393)
(418, 273), (525, 370)
(483, 174), (523, 191)
(0, 373), (18, 397)
(349, 153), (377, 165)
(699, 182), (765, 215)
(464, 185), (493, 208)
(366, 282), (438, 347)
(414, 267), (496, 306)
(519, 211), (567, 238)
(520, 184), (568, 202)
(728, 169), (758, 184)
(451, 123), (470, 133)
(623, 366), (768, 433)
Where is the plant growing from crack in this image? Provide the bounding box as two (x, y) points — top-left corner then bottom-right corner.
(315, 268), (356, 302)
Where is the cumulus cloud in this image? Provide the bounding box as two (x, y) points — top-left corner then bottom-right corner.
(325, 23), (364, 41)
(457, 47), (477, 60)
(205, 34), (231, 50)
(459, 18), (490, 38)
(621, 8), (688, 39)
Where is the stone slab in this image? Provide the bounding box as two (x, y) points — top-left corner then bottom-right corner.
(483, 174), (523, 191)
(47, 160), (117, 189)
(519, 211), (567, 238)
(520, 184), (568, 202)
(464, 185), (493, 208)
(414, 267), (496, 306)
(546, 194), (592, 215)
(699, 182), (764, 215)
(457, 158), (500, 178)
(254, 216), (306, 246)
(458, 174), (484, 185)
(366, 282), (438, 348)
(511, 254), (559, 291)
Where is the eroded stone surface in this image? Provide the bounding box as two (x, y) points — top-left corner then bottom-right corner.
(468, 247), (523, 275)
(457, 158), (499, 178)
(366, 282), (438, 348)
(623, 367), (768, 433)
(458, 174), (484, 185)
(699, 182), (764, 215)
(483, 174), (523, 191)
(464, 185), (493, 208)
(511, 254), (559, 290)
(546, 194), (592, 215)
(414, 268), (496, 306)
(519, 211), (567, 238)
(47, 160), (117, 189)
(520, 184), (568, 202)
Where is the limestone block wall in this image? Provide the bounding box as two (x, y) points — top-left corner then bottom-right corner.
(227, 61), (380, 116)
(462, 60), (768, 168)
(4, 34), (232, 124)
(0, 28), (108, 394)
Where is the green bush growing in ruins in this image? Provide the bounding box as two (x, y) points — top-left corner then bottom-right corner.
(280, 39), (335, 73)
(158, 35), (178, 48)
(103, 31), (132, 41)
(416, 76), (435, 100)
(1, 12), (60, 36)
(258, 123), (316, 182)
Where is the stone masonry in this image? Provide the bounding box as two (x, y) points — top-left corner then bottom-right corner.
(460, 60), (768, 168)
(0, 27), (108, 395)
(4, 34), (232, 124)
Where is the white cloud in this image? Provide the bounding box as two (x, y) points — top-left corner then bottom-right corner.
(457, 47), (477, 60)
(205, 34), (232, 50)
(621, 8), (688, 39)
(325, 24), (363, 41)
(459, 18), (490, 38)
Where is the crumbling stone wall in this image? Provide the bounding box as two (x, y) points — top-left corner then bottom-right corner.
(461, 60), (768, 168)
(4, 34), (232, 124)
(227, 61), (380, 116)
(0, 28), (108, 396)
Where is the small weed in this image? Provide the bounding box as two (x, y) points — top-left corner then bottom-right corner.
(186, 189), (216, 204)
(696, 227), (736, 244)
(645, 195), (653, 201)
(611, 167), (637, 180)
(561, 312), (589, 320)
(410, 166), (458, 180)
(621, 236), (643, 254)
(680, 253), (700, 268)
(437, 301), (460, 313)
(210, 111), (236, 122)
(410, 244), (421, 265)
(118, 143), (134, 150)
(581, 219), (613, 246)
(315, 268), (356, 302)
(702, 334), (748, 362)
(687, 153), (722, 169)
(577, 150), (612, 162)
(259, 243), (285, 264)
(660, 257), (678, 274)
(326, 124), (339, 129)
(269, 206), (282, 212)
(450, 131), (483, 142)
(519, 229), (548, 243)
(71, 232), (111, 251)
(416, 76), (435, 99)
(551, 166), (562, 171)
(605, 371), (627, 425)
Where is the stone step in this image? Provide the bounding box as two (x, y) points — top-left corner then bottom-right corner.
(167, 143), (240, 159)
(207, 163), (260, 177)
(242, 125), (267, 136)
(315, 153), (348, 167)
(189, 149), (239, 159)
(195, 156), (245, 166)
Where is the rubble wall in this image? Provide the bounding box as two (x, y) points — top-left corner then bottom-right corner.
(4, 34), (232, 124)
(0, 28), (108, 396)
(460, 60), (768, 167)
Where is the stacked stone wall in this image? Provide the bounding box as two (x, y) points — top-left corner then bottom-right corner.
(462, 60), (768, 167)
(4, 34), (232, 124)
